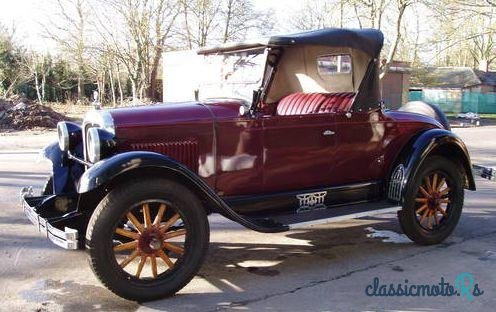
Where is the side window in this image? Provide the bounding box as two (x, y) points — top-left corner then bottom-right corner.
(317, 54), (352, 76)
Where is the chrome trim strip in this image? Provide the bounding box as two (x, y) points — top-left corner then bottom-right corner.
(20, 188), (79, 250)
(288, 206), (401, 229)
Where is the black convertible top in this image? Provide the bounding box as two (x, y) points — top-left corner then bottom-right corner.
(198, 28), (384, 57)
(268, 28), (384, 57)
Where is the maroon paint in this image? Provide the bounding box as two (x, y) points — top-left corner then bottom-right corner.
(109, 99), (440, 198)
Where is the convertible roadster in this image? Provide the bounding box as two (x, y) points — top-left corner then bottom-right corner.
(21, 28), (477, 301)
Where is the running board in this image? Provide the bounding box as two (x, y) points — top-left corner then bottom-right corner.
(245, 201), (401, 230)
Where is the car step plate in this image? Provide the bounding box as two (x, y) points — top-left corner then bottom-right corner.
(252, 201), (401, 229)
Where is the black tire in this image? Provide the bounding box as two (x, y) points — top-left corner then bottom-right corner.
(398, 156), (464, 245)
(42, 176), (54, 195)
(86, 178), (209, 301)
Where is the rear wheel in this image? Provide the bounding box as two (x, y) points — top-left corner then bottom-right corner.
(398, 156), (464, 245)
(86, 179), (209, 301)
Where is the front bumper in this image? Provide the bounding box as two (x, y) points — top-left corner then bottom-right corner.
(20, 187), (79, 250)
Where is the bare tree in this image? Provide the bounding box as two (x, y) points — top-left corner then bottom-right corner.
(340, 0), (388, 30)
(25, 53), (51, 103)
(95, 0), (180, 102)
(380, 0), (413, 77)
(291, 0), (336, 31)
(222, 0), (274, 42)
(45, 0), (89, 102)
(426, 0), (496, 70)
(0, 25), (27, 98)
(291, 0), (412, 78)
(178, 0), (222, 47)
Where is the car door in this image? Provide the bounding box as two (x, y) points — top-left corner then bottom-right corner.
(262, 113), (337, 193)
(215, 116), (264, 196)
(330, 109), (386, 185)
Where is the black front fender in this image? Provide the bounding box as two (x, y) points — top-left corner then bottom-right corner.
(78, 151), (288, 233)
(389, 129), (476, 203)
(42, 142), (84, 194)
(78, 151), (183, 193)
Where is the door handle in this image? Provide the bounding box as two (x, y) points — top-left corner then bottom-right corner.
(322, 130), (335, 136)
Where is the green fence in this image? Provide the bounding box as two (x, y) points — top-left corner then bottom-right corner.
(408, 90), (496, 114)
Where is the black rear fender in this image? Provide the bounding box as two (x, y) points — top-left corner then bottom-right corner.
(388, 129), (475, 204)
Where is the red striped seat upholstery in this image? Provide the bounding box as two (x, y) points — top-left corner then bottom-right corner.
(276, 92), (355, 116)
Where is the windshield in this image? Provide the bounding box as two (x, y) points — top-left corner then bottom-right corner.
(163, 49), (267, 103)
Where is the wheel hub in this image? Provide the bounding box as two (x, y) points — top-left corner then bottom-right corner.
(112, 202), (187, 279)
(427, 193), (441, 210)
(414, 172), (451, 230)
(138, 227), (164, 255)
(149, 238), (162, 251)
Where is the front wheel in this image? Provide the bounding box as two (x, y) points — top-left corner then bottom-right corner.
(86, 178), (209, 301)
(398, 156), (464, 245)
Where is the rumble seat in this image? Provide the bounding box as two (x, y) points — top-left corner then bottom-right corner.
(276, 92), (355, 116)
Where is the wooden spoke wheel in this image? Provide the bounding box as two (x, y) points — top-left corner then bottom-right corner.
(86, 179), (209, 301)
(113, 201), (187, 279)
(398, 156), (464, 245)
(414, 172), (451, 231)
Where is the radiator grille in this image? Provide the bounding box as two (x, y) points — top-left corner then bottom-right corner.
(388, 164), (405, 202)
(130, 140), (199, 173)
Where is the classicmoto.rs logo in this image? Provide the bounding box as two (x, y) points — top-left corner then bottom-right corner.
(365, 273), (484, 301)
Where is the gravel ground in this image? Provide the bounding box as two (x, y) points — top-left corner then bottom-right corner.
(0, 127), (494, 312)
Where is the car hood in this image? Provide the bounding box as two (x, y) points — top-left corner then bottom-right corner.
(109, 98), (247, 129)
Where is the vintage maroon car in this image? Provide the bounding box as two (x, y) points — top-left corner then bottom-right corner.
(21, 28), (476, 301)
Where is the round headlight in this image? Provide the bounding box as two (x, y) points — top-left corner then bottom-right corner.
(57, 121), (82, 152)
(57, 122), (69, 151)
(86, 127), (116, 163)
(87, 128), (101, 163)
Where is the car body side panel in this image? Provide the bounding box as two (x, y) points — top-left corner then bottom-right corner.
(214, 117), (264, 196)
(77, 151), (288, 233)
(261, 113), (337, 193)
(329, 109), (440, 186)
(331, 110), (385, 185)
(107, 100), (447, 201)
(110, 102), (217, 187)
(382, 110), (446, 176)
(200, 100), (264, 196)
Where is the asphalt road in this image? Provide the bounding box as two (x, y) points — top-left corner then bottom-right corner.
(0, 128), (495, 312)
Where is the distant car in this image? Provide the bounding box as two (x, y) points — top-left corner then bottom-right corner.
(21, 28), (476, 301)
